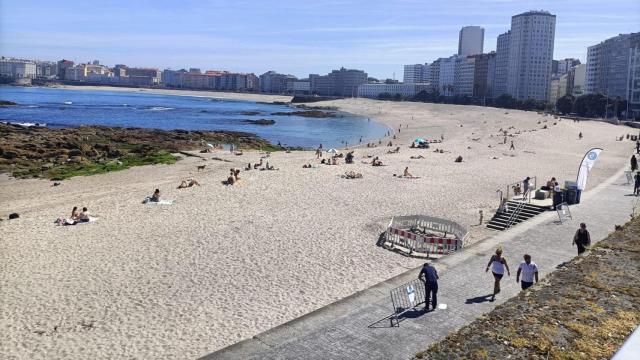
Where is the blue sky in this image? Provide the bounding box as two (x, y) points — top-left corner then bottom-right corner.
(1, 0), (638, 79)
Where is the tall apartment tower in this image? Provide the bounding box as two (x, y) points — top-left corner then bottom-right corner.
(492, 31), (511, 97)
(458, 26), (484, 56)
(586, 32), (640, 117)
(506, 10), (556, 101)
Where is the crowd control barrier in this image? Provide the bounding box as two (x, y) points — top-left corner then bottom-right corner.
(383, 215), (469, 257)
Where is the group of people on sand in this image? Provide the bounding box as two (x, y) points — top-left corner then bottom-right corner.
(244, 158), (276, 172)
(56, 206), (91, 225)
(178, 178), (200, 189)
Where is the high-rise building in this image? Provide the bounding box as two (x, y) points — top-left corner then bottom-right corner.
(310, 67), (367, 97)
(555, 58), (581, 76)
(458, 26), (484, 56)
(438, 56), (457, 96)
(403, 64), (430, 83)
(506, 10), (556, 101)
(493, 31), (511, 97)
(571, 64), (586, 97)
(470, 53), (494, 98)
(586, 32), (640, 117)
(454, 56), (475, 97)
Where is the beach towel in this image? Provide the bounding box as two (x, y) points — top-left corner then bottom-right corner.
(143, 199), (174, 205)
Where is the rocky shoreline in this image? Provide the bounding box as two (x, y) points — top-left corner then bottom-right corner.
(0, 123), (273, 179)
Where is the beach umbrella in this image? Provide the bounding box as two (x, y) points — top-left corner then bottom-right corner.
(327, 148), (338, 154)
(414, 138), (426, 143)
(206, 143), (214, 148)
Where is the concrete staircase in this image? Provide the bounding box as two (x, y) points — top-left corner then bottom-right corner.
(486, 200), (549, 231)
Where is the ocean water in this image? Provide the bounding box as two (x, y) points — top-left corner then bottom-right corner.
(0, 86), (389, 149)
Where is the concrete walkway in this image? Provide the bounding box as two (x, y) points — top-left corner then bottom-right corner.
(202, 167), (637, 360)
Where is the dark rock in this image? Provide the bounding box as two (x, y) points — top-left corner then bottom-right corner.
(242, 119), (275, 125)
(8, 213), (19, 219)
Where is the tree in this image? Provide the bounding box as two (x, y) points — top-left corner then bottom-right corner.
(377, 92), (392, 100)
(574, 93), (607, 117)
(556, 95), (575, 115)
(493, 94), (518, 109)
(393, 93), (403, 101)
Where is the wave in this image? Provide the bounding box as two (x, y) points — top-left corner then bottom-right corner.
(148, 106), (174, 111)
(25, 105), (40, 108)
(3, 121), (46, 127)
(63, 101), (73, 105)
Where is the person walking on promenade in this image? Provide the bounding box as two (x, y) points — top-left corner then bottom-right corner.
(634, 171), (640, 196)
(516, 254), (539, 290)
(573, 223), (591, 255)
(418, 262), (439, 311)
(486, 247), (510, 301)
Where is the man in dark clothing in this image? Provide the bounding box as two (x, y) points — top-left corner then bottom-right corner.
(573, 223), (591, 255)
(418, 262), (439, 311)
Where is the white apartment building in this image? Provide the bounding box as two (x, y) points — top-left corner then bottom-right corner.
(0, 58), (37, 78)
(455, 57), (475, 96)
(571, 64), (586, 96)
(403, 64), (430, 83)
(458, 26), (484, 56)
(506, 10), (556, 101)
(438, 56), (457, 96)
(493, 31), (511, 97)
(357, 83), (430, 99)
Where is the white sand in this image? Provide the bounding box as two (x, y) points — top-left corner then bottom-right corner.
(0, 97), (632, 359)
(56, 84), (293, 103)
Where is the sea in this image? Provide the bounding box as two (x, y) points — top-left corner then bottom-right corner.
(0, 86), (389, 149)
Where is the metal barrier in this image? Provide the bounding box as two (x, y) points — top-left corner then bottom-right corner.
(384, 215), (469, 256)
(389, 278), (425, 326)
(556, 202), (573, 223)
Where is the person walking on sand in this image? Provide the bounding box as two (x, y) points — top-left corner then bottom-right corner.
(516, 254), (539, 290)
(631, 154), (638, 172)
(572, 223), (591, 255)
(418, 262), (439, 311)
(486, 247), (510, 301)
(509, 141), (515, 150)
(634, 171), (640, 196)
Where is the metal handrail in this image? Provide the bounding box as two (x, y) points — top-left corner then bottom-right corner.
(505, 200), (527, 229)
(505, 176), (537, 203)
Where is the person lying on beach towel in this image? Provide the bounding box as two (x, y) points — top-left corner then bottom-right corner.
(401, 167), (420, 179)
(410, 155), (425, 159)
(143, 189), (162, 203)
(341, 171), (363, 179)
(178, 178), (200, 189)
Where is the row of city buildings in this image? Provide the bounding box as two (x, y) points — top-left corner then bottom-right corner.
(1, 11), (638, 116)
(399, 11), (639, 116)
(0, 56), (369, 97)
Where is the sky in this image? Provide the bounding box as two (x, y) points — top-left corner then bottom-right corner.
(1, 0), (639, 79)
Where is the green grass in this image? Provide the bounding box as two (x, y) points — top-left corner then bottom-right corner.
(12, 151), (179, 180)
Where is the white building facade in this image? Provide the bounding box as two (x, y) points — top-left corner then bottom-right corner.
(506, 11), (556, 101)
(357, 83), (430, 99)
(0, 58), (37, 78)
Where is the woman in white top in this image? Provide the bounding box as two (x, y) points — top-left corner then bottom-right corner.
(485, 247), (510, 301)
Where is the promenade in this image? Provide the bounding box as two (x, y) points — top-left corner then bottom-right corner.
(203, 166), (637, 360)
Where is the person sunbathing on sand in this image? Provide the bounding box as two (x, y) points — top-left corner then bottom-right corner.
(178, 178), (200, 188)
(78, 207), (90, 223)
(151, 189), (161, 202)
(71, 206), (80, 220)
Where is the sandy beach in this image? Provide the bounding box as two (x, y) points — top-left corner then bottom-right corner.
(56, 84), (293, 103)
(0, 95), (632, 359)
